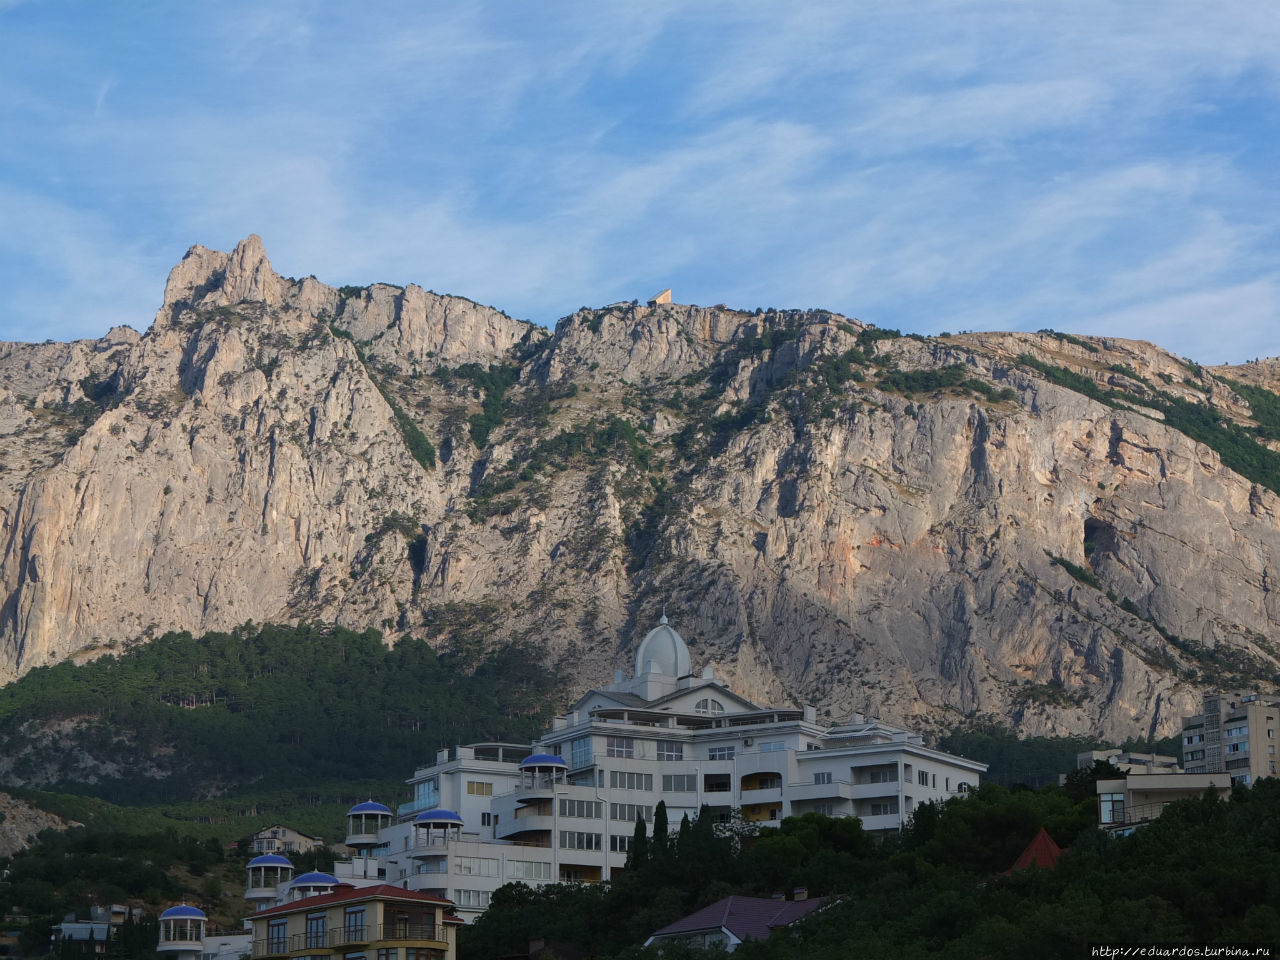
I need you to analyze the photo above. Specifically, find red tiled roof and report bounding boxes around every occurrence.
[1004,828,1064,873]
[252,884,452,919]
[649,896,823,944]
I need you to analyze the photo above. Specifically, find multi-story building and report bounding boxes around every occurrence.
[247,884,460,960]
[1180,692,1280,785]
[330,616,986,920]
[249,824,325,855]
[1095,772,1232,837]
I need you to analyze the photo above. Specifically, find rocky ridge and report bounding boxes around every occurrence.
[1,236,1278,742]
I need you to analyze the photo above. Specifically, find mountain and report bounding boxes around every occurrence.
[1,236,1277,742]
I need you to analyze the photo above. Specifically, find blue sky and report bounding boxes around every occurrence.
[1,2,1277,363]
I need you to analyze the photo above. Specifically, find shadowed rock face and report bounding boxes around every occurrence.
[1,237,1277,742]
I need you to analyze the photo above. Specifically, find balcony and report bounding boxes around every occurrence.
[786,780,854,802]
[739,786,783,805]
[251,925,448,957]
[497,813,555,839]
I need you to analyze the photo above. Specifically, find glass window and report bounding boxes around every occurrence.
[760,740,786,752]
[507,860,553,881]
[570,737,592,768]
[559,831,602,851]
[695,698,725,716]
[708,746,735,760]
[466,781,493,796]
[657,741,683,761]
[607,737,635,758]
[662,774,697,791]
[268,919,288,953]
[454,857,500,877]
[610,803,652,822]
[1099,793,1125,825]
[559,799,602,818]
[611,834,632,853]
[306,913,327,949]
[609,771,652,790]
[813,771,833,785]
[455,889,492,909]
[344,907,366,940]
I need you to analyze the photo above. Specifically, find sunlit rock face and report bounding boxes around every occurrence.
[1,237,1277,743]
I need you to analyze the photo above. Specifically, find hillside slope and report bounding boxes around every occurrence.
[1,236,1277,741]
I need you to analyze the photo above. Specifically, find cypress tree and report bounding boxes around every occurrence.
[652,799,669,853]
[627,813,649,869]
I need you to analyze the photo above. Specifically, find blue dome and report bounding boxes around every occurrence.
[160,905,206,920]
[520,753,567,768]
[293,871,338,886]
[347,800,392,816]
[414,809,464,825]
[248,854,293,868]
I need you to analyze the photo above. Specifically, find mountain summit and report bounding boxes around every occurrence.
[1,237,1277,740]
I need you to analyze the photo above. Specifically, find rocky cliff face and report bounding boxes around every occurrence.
[1,237,1277,742]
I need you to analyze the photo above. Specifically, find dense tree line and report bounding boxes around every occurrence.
[465,781,1280,959]
[0,622,559,804]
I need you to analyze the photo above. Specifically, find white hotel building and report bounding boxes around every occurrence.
[330,616,986,919]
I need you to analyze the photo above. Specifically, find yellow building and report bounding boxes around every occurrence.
[249,883,461,960]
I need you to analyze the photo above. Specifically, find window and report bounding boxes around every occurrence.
[481,812,491,826]
[695,698,725,716]
[760,740,786,753]
[559,799,602,819]
[268,919,288,953]
[663,774,697,791]
[611,834,632,853]
[455,889,492,909]
[1186,750,1205,761]
[607,736,635,758]
[508,860,553,881]
[610,803,652,822]
[559,831,602,851]
[749,774,781,790]
[378,950,399,960]
[405,950,445,960]
[813,771,832,785]
[306,913,328,949]
[415,861,447,874]
[918,770,929,786]
[610,771,653,790]
[945,777,950,791]
[658,741,683,761]
[869,800,899,816]
[813,803,834,815]
[344,906,367,941]
[1227,741,1250,754]
[570,737,592,768]
[1184,733,1204,745]
[708,746,736,760]
[466,781,493,796]
[1099,793,1125,825]
[868,768,897,783]
[1225,724,1249,738]
[454,857,500,877]
[413,778,439,810]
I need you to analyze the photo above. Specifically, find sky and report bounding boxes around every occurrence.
[1,2,1277,364]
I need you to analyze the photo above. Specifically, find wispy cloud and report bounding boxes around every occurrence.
[0,1,1277,361]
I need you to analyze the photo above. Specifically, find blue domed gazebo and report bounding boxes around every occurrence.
[518,753,568,791]
[157,904,206,959]
[289,871,338,901]
[245,854,293,911]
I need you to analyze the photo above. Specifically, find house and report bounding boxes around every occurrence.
[1181,692,1280,785]
[644,895,824,952]
[247,883,460,960]
[647,288,672,307]
[1095,772,1231,836]
[250,824,324,855]
[316,615,983,920]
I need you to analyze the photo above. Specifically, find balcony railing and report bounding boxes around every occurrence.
[251,924,447,957]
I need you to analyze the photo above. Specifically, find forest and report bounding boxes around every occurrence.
[464,779,1280,959]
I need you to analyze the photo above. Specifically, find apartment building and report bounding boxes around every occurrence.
[1180,692,1280,785]
[328,616,985,920]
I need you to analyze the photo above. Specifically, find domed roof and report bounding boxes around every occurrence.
[160,904,206,920]
[347,800,392,815]
[634,611,691,677]
[414,809,464,825]
[520,753,567,768]
[293,871,338,886]
[247,854,293,868]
